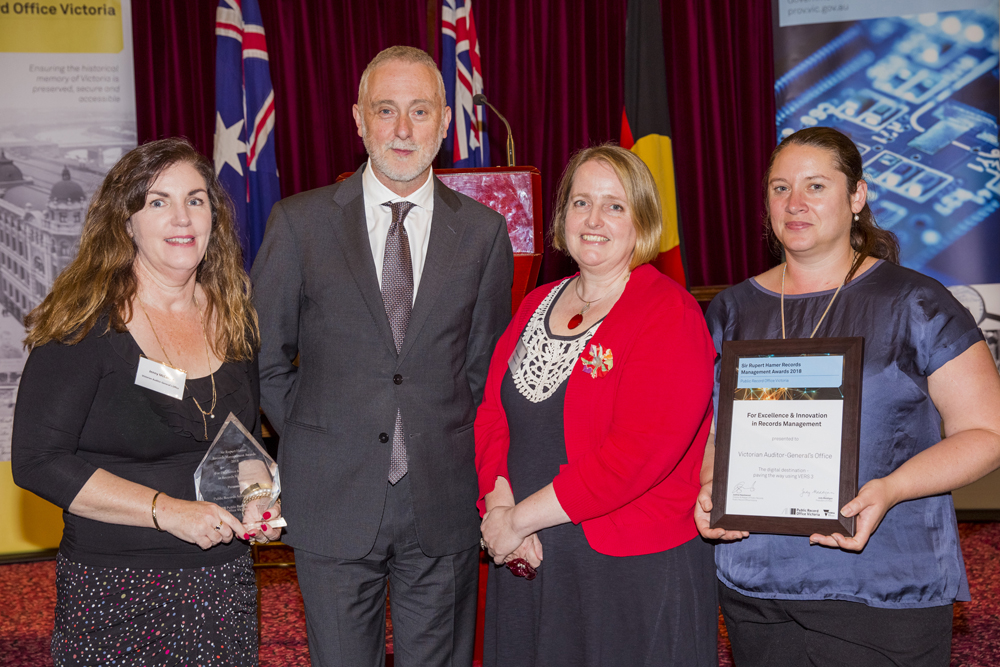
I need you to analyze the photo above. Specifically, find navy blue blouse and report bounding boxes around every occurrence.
[706,260,982,608]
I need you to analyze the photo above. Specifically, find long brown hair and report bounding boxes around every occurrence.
[550,144,662,271]
[764,127,900,281]
[25,138,259,359]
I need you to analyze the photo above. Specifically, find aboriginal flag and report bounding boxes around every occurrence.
[620,0,686,287]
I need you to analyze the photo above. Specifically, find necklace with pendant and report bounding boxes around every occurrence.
[567,272,629,330]
[780,254,855,339]
[138,295,218,439]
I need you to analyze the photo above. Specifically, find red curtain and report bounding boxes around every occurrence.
[133,2,217,153]
[662,1,778,286]
[475,0,630,282]
[131,0,775,288]
[133,1,428,195]
[257,1,430,194]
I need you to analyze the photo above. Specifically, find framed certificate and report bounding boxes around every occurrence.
[710,337,863,537]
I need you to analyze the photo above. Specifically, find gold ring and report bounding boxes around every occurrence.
[214,522,223,531]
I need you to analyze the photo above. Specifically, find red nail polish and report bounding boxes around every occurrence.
[260,524,268,532]
[243,533,250,540]
[249,532,257,537]
[262,512,271,521]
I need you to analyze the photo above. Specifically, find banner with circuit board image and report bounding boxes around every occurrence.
[772,1,1000,372]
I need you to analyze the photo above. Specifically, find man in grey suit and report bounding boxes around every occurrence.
[251,46,513,667]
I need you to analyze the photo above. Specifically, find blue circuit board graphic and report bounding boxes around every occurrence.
[775,9,1000,285]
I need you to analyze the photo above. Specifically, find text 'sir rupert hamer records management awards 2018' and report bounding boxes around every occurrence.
[710,338,864,537]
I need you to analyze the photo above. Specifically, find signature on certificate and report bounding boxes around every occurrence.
[733,481,756,494]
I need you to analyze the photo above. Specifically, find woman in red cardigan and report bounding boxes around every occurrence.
[476,145,718,666]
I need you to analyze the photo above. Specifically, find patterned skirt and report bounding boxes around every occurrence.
[51,551,258,667]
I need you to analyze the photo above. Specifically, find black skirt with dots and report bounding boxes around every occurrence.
[51,551,258,667]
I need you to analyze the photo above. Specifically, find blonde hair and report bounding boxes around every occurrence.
[24,138,259,359]
[550,144,662,270]
[357,45,446,108]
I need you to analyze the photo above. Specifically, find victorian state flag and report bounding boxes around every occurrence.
[620,0,686,287]
[214,0,280,271]
[442,0,490,168]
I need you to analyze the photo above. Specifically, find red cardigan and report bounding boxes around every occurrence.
[475,264,716,556]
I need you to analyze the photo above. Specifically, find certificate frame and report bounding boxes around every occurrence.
[710,337,863,537]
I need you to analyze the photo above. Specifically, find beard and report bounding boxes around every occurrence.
[361,121,445,185]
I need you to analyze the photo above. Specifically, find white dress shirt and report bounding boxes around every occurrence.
[362,160,435,301]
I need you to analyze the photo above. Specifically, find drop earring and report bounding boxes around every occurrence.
[853,214,859,222]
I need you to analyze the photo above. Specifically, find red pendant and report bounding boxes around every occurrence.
[567,313,584,329]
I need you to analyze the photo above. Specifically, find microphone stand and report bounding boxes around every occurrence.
[473,93,516,166]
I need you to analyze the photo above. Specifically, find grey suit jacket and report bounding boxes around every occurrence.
[251,166,514,559]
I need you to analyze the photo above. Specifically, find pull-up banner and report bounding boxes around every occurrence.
[0,0,136,556]
[772,0,1000,373]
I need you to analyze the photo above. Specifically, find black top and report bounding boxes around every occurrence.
[504,279,590,498]
[11,316,260,568]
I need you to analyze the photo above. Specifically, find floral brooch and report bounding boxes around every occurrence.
[581,344,613,379]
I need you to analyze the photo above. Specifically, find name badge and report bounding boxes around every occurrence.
[135,356,187,400]
[508,337,528,375]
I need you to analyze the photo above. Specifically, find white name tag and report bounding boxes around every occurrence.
[508,337,528,375]
[135,356,187,400]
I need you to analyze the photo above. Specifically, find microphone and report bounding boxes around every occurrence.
[473,93,516,167]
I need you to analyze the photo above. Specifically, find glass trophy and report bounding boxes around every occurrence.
[194,413,286,528]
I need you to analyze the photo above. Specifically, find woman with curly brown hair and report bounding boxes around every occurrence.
[12,138,279,666]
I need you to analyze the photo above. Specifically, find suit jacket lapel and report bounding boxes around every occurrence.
[330,166,398,357]
[397,177,465,364]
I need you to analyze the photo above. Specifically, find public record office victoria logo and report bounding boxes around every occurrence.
[0,0,124,54]
[1,3,117,16]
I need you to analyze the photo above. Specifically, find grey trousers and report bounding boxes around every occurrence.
[294,475,480,667]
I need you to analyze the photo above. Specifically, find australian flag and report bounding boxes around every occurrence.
[441,0,490,168]
[214,0,280,271]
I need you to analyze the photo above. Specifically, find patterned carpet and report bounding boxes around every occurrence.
[2,523,998,666]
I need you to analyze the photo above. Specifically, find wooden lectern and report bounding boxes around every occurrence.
[433,166,543,311]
